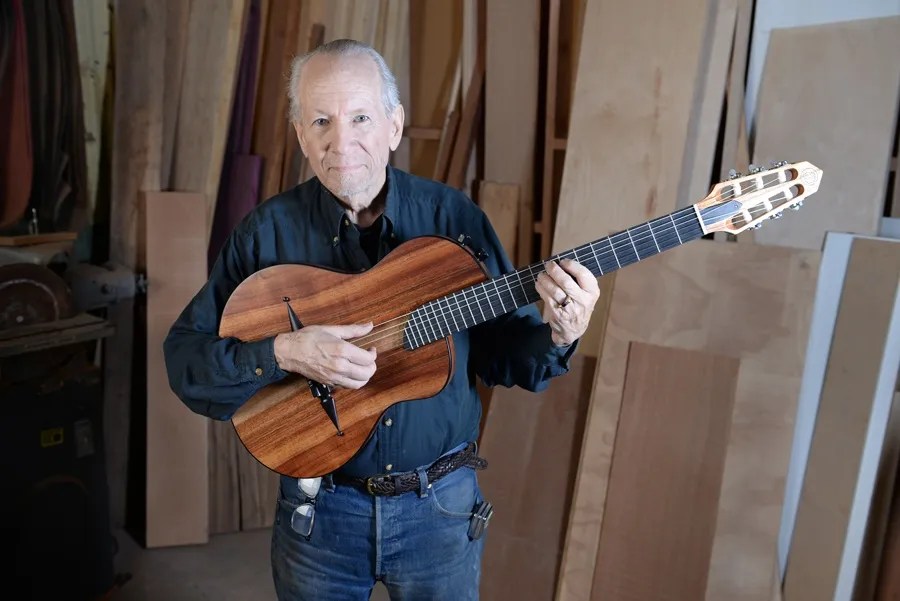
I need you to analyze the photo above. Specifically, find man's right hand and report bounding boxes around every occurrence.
[273,323,377,389]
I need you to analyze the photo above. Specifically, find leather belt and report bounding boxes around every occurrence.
[333,442,488,496]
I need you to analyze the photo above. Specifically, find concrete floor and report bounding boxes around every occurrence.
[111,528,391,600]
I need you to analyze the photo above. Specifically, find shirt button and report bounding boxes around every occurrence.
[383,418,393,427]
[344,218,350,226]
[332,235,339,245]
[254,367,263,376]
[385,463,393,471]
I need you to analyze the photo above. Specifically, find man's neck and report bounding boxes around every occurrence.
[344,190,386,228]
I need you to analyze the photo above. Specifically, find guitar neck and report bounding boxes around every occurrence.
[403,205,705,350]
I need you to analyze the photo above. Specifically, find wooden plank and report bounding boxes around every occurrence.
[251,0,301,201]
[0,232,78,246]
[677,0,737,209]
[409,0,461,178]
[144,191,210,547]
[751,17,900,250]
[874,397,900,600]
[591,342,739,601]
[551,0,715,358]
[855,391,900,601]
[169,0,246,237]
[72,0,110,218]
[539,0,561,261]
[159,0,190,190]
[108,0,166,532]
[479,355,596,601]
[718,0,753,181]
[555,241,820,601]
[0,313,113,356]
[445,48,484,190]
[478,181,519,259]
[485,0,539,266]
[782,238,900,601]
[208,420,240,534]
[377,0,411,173]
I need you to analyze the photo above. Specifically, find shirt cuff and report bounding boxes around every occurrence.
[237,337,289,383]
[540,326,579,371]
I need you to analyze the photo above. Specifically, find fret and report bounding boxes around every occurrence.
[614,233,639,266]
[404,206,705,349]
[409,312,422,348]
[647,221,661,253]
[453,292,475,328]
[587,242,604,276]
[483,283,496,318]
[669,214,683,244]
[492,280,507,313]
[442,297,459,332]
[607,237,621,269]
[423,304,438,342]
[626,228,640,260]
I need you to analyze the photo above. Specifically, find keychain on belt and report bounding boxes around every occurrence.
[467,500,494,541]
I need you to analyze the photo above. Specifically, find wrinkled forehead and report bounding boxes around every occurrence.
[299,54,383,107]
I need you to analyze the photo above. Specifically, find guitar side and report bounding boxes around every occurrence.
[218,236,491,477]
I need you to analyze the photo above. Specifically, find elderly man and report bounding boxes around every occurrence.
[164,39,599,600]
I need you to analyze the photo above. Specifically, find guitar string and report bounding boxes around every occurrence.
[349,171,797,349]
[322,171,798,350]
[353,180,799,351]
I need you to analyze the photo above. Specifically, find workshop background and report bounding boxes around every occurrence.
[1,0,899,600]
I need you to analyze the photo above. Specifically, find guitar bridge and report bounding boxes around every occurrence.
[283,296,344,436]
[309,380,343,436]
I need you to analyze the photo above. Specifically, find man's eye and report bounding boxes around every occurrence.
[354,115,370,123]
[312,118,328,126]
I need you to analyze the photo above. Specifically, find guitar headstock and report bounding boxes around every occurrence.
[693,160,823,235]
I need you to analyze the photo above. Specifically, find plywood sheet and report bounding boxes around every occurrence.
[783,238,900,601]
[551,0,715,356]
[556,240,820,601]
[145,192,210,547]
[591,342,738,601]
[479,355,596,601]
[751,16,900,250]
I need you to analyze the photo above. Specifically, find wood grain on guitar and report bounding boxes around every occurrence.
[218,160,824,478]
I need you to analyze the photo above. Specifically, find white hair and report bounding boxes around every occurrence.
[287,38,401,124]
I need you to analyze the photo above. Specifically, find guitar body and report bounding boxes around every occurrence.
[219,236,490,478]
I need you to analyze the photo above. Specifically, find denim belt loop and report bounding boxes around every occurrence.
[415,466,429,498]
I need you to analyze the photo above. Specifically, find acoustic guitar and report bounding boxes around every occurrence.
[219,160,823,478]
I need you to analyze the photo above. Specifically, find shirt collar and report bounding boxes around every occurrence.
[316,167,400,243]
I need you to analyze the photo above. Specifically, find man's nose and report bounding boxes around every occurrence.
[328,121,357,152]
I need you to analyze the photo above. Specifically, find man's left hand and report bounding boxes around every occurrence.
[535,258,600,347]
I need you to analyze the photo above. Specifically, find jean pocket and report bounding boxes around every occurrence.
[429,468,481,518]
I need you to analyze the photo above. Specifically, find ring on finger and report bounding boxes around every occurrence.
[556,294,572,309]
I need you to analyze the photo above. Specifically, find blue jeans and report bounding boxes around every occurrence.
[270,460,487,600]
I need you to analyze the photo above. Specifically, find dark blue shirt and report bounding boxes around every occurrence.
[163,166,577,478]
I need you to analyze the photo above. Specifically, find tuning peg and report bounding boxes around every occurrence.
[751,223,763,229]
[748,164,761,174]
[790,201,803,211]
[728,168,742,179]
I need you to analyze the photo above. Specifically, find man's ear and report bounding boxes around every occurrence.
[293,121,308,157]
[388,104,405,152]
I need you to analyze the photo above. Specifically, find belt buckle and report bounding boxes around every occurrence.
[364,473,388,495]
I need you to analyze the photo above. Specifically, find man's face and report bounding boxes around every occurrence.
[293,54,404,206]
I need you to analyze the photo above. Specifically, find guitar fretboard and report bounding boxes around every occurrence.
[402,206,705,350]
